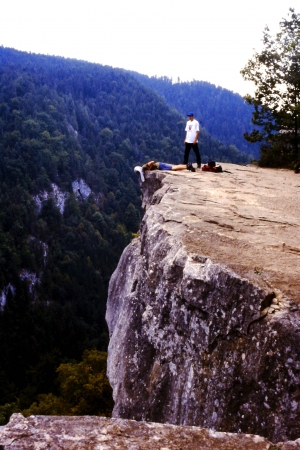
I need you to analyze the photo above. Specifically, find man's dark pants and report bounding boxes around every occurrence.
[184,143,201,167]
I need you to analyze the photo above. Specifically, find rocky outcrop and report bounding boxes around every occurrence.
[1,413,299,449]
[33,183,69,214]
[106,164,300,443]
[33,178,95,214]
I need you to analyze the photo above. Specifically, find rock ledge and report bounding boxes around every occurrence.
[106,165,300,442]
[1,413,300,449]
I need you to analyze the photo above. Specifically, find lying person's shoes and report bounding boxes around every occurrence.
[186,163,195,172]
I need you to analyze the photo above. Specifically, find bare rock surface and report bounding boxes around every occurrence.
[106,164,300,443]
[0,412,296,449]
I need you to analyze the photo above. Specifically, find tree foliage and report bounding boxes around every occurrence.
[0,46,183,414]
[21,350,113,418]
[241,8,300,167]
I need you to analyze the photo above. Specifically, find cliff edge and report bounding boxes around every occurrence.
[106,164,300,443]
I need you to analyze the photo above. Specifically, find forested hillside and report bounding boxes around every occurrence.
[129,72,260,159]
[0,47,250,420]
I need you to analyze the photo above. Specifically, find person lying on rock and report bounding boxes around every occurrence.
[142,161,195,172]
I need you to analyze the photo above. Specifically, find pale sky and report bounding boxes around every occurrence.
[0,0,297,96]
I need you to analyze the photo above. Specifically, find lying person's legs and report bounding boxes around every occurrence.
[171,164,190,171]
[158,162,173,170]
[158,162,195,171]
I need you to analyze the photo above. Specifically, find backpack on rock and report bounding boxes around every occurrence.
[202,162,223,172]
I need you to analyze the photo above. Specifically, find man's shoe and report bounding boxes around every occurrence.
[186,163,195,172]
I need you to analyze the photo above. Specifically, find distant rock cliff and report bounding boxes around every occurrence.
[106,164,300,443]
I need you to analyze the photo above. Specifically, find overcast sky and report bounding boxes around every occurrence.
[0,0,297,96]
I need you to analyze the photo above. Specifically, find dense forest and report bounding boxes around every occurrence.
[0,46,252,421]
[129,72,260,159]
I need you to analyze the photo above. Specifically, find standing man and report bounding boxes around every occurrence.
[183,112,201,168]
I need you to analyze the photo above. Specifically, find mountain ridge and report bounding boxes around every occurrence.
[0,45,253,418]
[128,71,260,159]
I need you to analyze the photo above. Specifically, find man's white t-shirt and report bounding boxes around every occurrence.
[185,119,200,143]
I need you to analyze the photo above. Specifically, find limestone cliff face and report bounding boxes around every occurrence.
[106,164,300,443]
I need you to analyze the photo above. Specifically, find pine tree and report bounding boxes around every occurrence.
[241,8,300,167]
